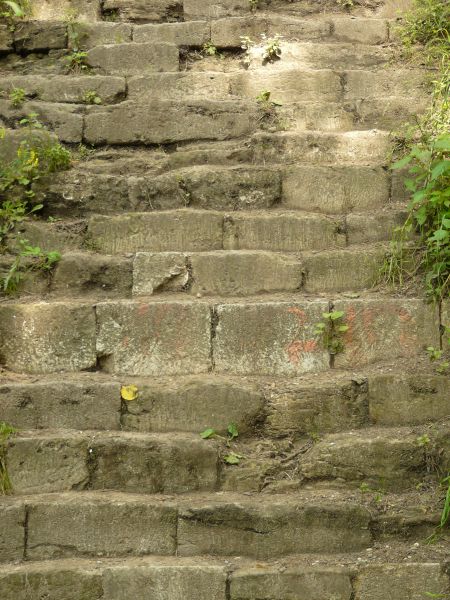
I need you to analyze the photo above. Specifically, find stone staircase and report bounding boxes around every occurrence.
[0,0,449,598]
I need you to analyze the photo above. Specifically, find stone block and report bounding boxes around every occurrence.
[103,0,181,22]
[344,69,427,99]
[346,211,408,244]
[89,432,218,493]
[52,253,133,297]
[27,494,177,559]
[177,498,371,558]
[0,564,103,600]
[30,0,101,21]
[229,69,341,103]
[223,213,345,252]
[0,24,13,52]
[332,17,388,44]
[0,74,126,104]
[88,211,223,253]
[252,131,390,165]
[0,303,96,374]
[7,433,89,494]
[122,376,264,434]
[0,100,83,144]
[369,373,450,426]
[230,566,353,600]
[300,430,431,490]
[354,564,450,600]
[184,0,250,20]
[71,22,132,49]
[13,21,67,51]
[102,564,227,600]
[86,42,179,75]
[190,251,303,296]
[134,21,209,45]
[132,252,188,295]
[84,100,256,144]
[282,165,389,214]
[265,375,368,436]
[127,72,230,101]
[214,302,330,376]
[0,502,25,562]
[96,301,211,375]
[0,380,121,430]
[334,299,440,368]
[302,246,386,293]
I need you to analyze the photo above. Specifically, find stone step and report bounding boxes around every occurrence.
[300,423,450,491]
[5,430,218,495]
[3,245,387,299]
[0,554,448,600]
[1,488,446,563]
[85,41,179,75]
[0,298,439,375]
[37,162,396,217]
[0,490,373,561]
[2,368,449,434]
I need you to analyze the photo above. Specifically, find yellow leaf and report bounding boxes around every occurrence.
[121,384,138,401]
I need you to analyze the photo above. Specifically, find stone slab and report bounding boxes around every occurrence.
[0,303,96,374]
[27,494,177,559]
[134,21,209,45]
[96,301,211,375]
[88,211,223,253]
[0,380,121,430]
[214,302,330,376]
[334,299,440,368]
[86,42,179,75]
[133,252,188,295]
[0,502,25,562]
[122,377,264,434]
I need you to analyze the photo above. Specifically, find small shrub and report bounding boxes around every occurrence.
[261,34,282,63]
[81,90,102,105]
[314,310,349,356]
[9,87,26,108]
[65,50,89,73]
[0,422,17,495]
[202,41,219,57]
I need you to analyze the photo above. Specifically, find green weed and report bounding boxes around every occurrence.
[202,41,220,57]
[314,310,349,356]
[261,34,282,63]
[9,86,26,108]
[81,90,102,105]
[0,0,30,21]
[0,422,17,495]
[65,50,89,73]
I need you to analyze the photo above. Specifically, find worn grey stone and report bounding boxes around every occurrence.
[86,42,179,75]
[214,302,329,376]
[70,21,132,49]
[13,21,67,51]
[134,21,209,45]
[96,301,211,375]
[0,303,96,374]
[0,502,25,562]
[132,252,188,295]
[0,380,121,430]
[27,493,177,559]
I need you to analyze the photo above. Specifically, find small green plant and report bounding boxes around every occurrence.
[223,452,243,465]
[249,0,260,10]
[426,473,450,544]
[0,421,17,495]
[399,0,450,65]
[337,0,354,7]
[65,50,89,73]
[19,112,44,130]
[202,41,219,57]
[240,35,255,67]
[261,34,282,63]
[314,310,349,356]
[200,422,239,444]
[2,242,61,295]
[0,0,29,20]
[417,433,431,447]
[9,87,26,108]
[359,482,371,494]
[256,90,282,108]
[81,90,102,105]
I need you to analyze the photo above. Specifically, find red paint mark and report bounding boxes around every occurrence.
[137,303,149,316]
[344,305,356,344]
[286,339,317,364]
[399,308,412,322]
[362,308,376,345]
[288,307,306,326]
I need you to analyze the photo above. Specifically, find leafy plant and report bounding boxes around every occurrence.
[337,0,354,7]
[223,452,243,465]
[3,241,61,295]
[65,50,89,73]
[417,433,431,447]
[314,310,349,356]
[249,0,260,10]
[200,423,239,444]
[261,34,282,63]
[240,35,255,67]
[399,0,450,65]
[0,421,17,495]
[202,41,219,57]
[19,112,44,130]
[82,90,102,105]
[0,0,29,20]
[9,87,26,108]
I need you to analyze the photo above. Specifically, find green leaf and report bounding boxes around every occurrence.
[392,155,412,170]
[227,422,239,440]
[3,1,25,16]
[430,160,450,181]
[434,136,450,151]
[329,310,345,320]
[223,452,243,465]
[338,325,349,332]
[200,428,216,439]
